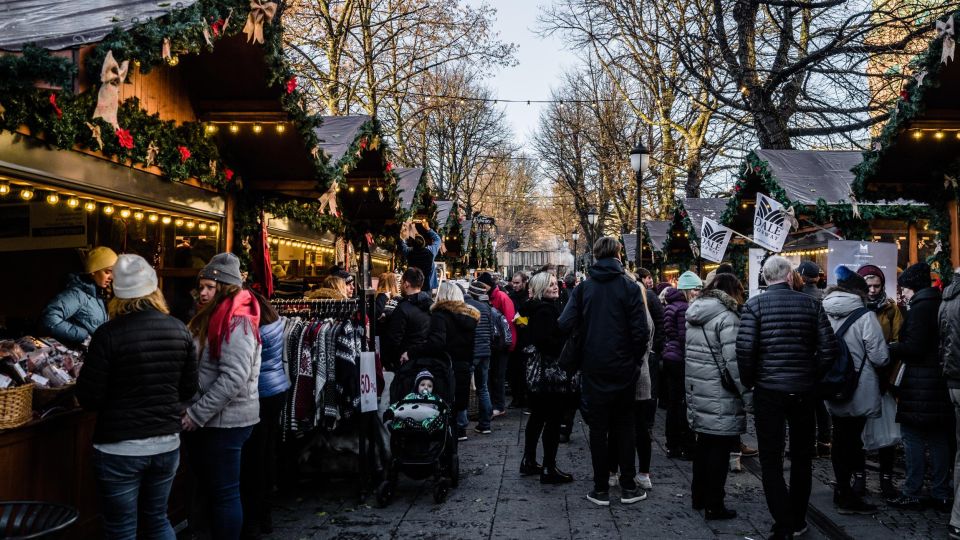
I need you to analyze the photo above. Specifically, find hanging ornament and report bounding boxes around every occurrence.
[285,75,297,94]
[385,161,394,173]
[311,146,320,160]
[914,69,928,86]
[318,182,339,216]
[116,128,134,150]
[202,20,213,46]
[209,159,218,176]
[49,92,62,119]
[225,168,235,182]
[146,141,159,166]
[92,51,129,129]
[243,0,278,44]
[370,135,381,150]
[365,232,375,247]
[937,16,955,65]
[872,142,882,151]
[359,137,369,151]
[85,122,103,150]
[162,38,172,61]
[945,174,958,190]
[178,146,191,163]
[848,189,861,219]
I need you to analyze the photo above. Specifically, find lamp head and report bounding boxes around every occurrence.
[630,142,650,173]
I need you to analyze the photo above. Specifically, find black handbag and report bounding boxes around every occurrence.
[557,285,585,376]
[700,327,741,397]
[525,345,579,395]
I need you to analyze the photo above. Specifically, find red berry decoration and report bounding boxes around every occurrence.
[211,18,225,37]
[385,161,394,172]
[115,128,134,149]
[734,184,742,192]
[224,168,234,181]
[285,76,297,94]
[49,93,62,119]
[178,146,191,163]
[900,90,909,101]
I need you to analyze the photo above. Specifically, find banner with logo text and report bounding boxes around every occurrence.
[699,216,734,263]
[753,193,790,253]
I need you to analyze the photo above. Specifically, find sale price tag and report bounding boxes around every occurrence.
[359,352,378,413]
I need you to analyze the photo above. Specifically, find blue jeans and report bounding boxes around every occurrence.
[188,426,253,540]
[474,356,492,429]
[901,424,952,499]
[92,448,179,540]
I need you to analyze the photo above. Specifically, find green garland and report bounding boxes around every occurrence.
[0,0,329,190]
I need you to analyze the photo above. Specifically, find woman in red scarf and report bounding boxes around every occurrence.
[184,253,261,540]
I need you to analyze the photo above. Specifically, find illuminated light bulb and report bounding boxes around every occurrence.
[134,211,144,221]
[0,181,10,195]
[348,186,355,193]
[936,131,945,140]
[271,238,279,245]
[209,224,218,232]
[956,132,960,140]
[45,193,59,205]
[148,213,159,223]
[376,186,383,192]
[229,123,239,134]
[174,218,184,227]
[205,123,218,135]
[362,186,369,192]
[119,208,132,219]
[252,123,263,134]
[66,197,80,208]
[198,222,208,230]
[912,130,922,140]
[185,220,195,229]
[161,216,172,225]
[103,205,115,215]
[275,123,286,134]
[19,187,34,200]
[167,55,179,67]
[84,201,97,212]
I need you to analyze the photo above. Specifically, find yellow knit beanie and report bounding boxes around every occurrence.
[85,246,118,273]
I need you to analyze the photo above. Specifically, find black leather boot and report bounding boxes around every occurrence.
[519,456,542,476]
[541,466,574,484]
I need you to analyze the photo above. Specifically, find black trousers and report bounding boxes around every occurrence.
[524,393,570,468]
[240,392,285,535]
[692,432,738,512]
[815,400,832,445]
[755,388,816,536]
[663,361,694,453]
[831,415,867,497]
[582,382,637,492]
[608,399,657,475]
[507,348,527,405]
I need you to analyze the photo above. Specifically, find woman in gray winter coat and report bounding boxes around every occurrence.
[822,267,889,514]
[684,274,748,520]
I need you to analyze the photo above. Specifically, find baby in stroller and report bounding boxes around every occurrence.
[382,370,444,432]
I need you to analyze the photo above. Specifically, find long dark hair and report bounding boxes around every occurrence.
[188,283,241,346]
[703,273,744,305]
[249,288,280,326]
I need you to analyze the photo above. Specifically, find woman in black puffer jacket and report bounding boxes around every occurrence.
[410,281,479,441]
[888,263,952,508]
[519,272,575,485]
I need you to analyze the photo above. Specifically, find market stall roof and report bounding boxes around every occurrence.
[462,219,473,251]
[436,200,454,228]
[396,167,424,212]
[622,233,638,263]
[0,0,198,51]
[752,150,862,205]
[315,115,373,163]
[683,197,730,235]
[645,220,671,253]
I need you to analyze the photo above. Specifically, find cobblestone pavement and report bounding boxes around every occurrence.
[263,407,952,540]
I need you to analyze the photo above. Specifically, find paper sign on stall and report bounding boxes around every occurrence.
[753,193,790,253]
[699,217,733,263]
[359,351,378,413]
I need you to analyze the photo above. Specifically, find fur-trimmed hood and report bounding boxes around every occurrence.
[305,287,346,300]
[686,288,739,326]
[432,300,480,321]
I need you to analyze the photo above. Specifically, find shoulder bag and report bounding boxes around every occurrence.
[700,326,741,397]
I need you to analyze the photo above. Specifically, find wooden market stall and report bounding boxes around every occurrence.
[854,9,960,279]
[659,198,730,279]
[0,1,328,537]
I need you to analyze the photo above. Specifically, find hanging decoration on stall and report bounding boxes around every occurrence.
[318,183,340,216]
[699,217,733,263]
[85,122,103,150]
[243,0,278,44]
[93,51,129,129]
[937,16,955,65]
[753,193,791,253]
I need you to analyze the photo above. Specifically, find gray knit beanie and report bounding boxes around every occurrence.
[199,252,244,286]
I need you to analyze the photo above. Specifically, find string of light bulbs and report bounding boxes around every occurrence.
[909,128,960,140]
[269,235,335,254]
[204,121,288,135]
[0,179,220,232]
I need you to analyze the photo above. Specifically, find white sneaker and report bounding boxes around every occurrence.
[635,473,653,490]
[729,453,742,472]
[608,472,620,488]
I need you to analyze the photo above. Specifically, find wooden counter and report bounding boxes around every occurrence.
[0,409,188,539]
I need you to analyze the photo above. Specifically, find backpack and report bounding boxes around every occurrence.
[819,307,871,402]
[490,306,512,352]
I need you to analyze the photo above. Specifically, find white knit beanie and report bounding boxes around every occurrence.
[112,254,158,299]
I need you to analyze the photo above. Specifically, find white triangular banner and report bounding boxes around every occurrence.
[700,216,733,263]
[753,193,789,253]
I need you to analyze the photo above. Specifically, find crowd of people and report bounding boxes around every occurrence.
[41,226,960,540]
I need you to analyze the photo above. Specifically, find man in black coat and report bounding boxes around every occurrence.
[736,255,838,539]
[940,268,960,531]
[559,237,649,507]
[383,267,432,370]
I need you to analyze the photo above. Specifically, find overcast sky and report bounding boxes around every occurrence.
[469,0,580,152]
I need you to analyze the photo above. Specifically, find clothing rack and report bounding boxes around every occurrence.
[270,296,380,503]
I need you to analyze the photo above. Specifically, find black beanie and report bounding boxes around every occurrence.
[834,265,868,295]
[898,262,931,292]
[477,272,497,290]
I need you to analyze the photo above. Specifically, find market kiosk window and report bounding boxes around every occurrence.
[268,235,335,279]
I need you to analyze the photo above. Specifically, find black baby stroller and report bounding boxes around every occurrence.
[376,354,459,506]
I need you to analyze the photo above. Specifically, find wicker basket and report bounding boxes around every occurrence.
[0,384,34,430]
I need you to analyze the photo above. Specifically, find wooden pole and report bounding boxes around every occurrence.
[908,222,919,265]
[951,200,960,270]
[224,192,236,253]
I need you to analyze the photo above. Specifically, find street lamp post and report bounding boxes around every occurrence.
[572,230,579,274]
[587,208,598,267]
[491,240,498,271]
[630,142,651,269]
